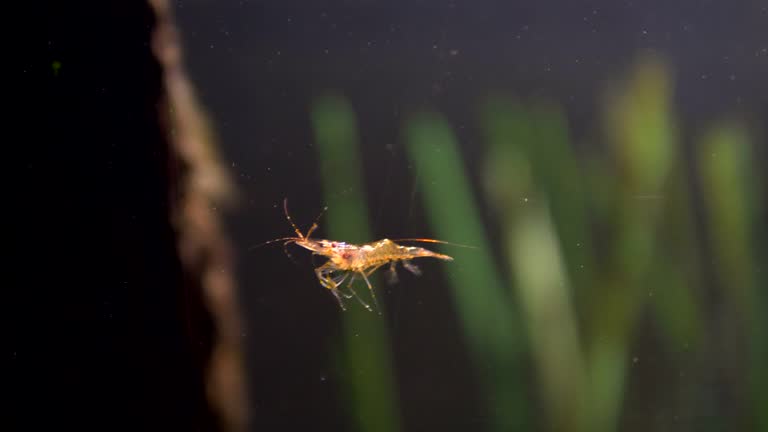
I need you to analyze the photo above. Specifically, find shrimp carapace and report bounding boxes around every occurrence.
[255,199,461,312]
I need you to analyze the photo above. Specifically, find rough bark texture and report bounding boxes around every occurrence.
[14,2,246,430]
[149,1,248,430]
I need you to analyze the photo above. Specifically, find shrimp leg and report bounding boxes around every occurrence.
[341,274,373,312]
[315,264,347,310]
[358,270,381,315]
[365,263,386,277]
[402,260,422,276]
[385,262,398,285]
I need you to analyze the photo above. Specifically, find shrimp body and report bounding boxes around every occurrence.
[290,237,453,312]
[260,199,456,312]
[300,238,453,271]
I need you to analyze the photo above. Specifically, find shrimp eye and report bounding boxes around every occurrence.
[330,242,337,247]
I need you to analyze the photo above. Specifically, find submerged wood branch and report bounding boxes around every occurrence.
[148,1,247,430]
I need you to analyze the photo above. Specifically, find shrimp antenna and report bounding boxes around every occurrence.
[389,238,478,249]
[247,198,307,251]
[249,199,328,251]
[305,203,328,238]
[283,198,328,239]
[247,237,298,251]
[283,198,306,239]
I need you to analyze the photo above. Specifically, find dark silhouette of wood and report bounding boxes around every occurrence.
[13,1,246,430]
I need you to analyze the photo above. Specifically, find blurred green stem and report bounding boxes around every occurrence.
[405,112,529,431]
[698,123,768,430]
[311,93,401,432]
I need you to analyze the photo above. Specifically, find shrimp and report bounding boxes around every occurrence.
[254,199,458,312]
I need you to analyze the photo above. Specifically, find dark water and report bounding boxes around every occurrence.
[175,1,767,431]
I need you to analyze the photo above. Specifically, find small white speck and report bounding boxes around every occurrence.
[523,197,529,202]
[633,357,639,364]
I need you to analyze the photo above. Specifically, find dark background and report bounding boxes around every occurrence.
[16,2,214,430]
[174,0,767,431]
[17,1,768,431]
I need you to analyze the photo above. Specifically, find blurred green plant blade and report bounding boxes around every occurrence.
[649,170,703,350]
[604,53,677,193]
[311,93,401,432]
[529,101,596,298]
[300,51,766,432]
[481,99,592,431]
[405,111,529,431]
[699,124,753,288]
[581,55,682,432]
[480,98,536,213]
[510,201,586,432]
[698,123,768,430]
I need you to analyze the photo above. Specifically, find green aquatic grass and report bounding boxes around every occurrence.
[311,93,401,432]
[302,53,764,432]
[509,202,586,432]
[480,99,588,431]
[698,123,768,430]
[404,112,529,431]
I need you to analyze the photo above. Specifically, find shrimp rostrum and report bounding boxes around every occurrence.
[257,199,456,312]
